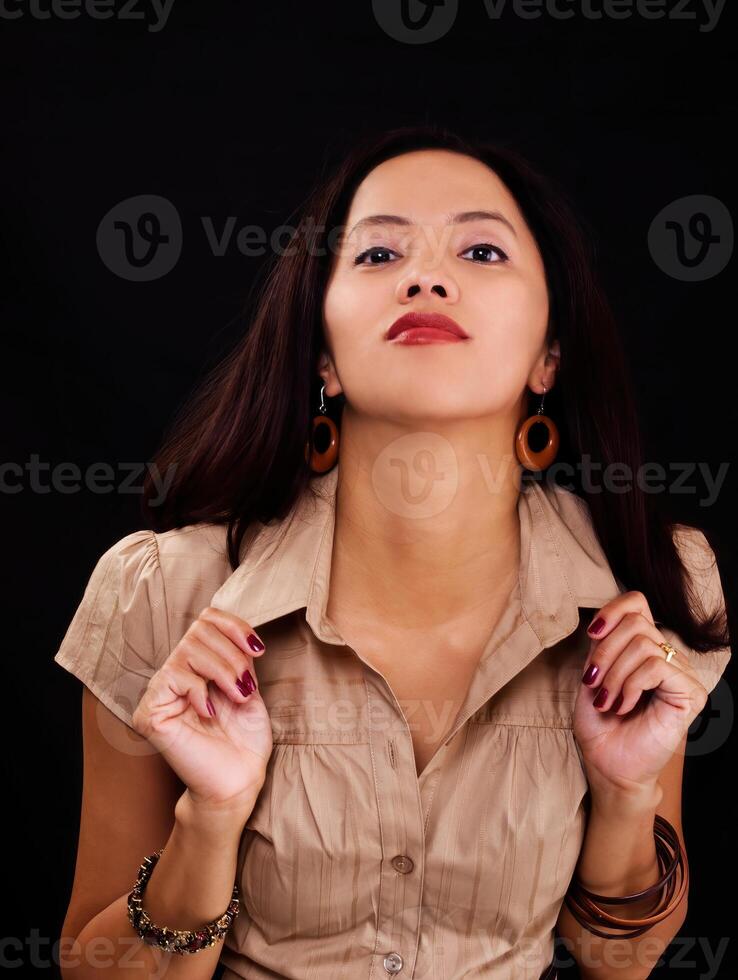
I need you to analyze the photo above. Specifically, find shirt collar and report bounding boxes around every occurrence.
[209,463,625,649]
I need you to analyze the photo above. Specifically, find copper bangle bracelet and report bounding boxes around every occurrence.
[564,814,688,940]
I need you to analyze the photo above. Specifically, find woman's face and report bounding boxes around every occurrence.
[321,149,557,427]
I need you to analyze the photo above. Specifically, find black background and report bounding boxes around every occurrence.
[3,1,736,976]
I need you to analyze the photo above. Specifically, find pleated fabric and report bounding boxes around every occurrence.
[54,464,731,979]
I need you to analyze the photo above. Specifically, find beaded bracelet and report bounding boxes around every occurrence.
[564,814,688,940]
[127,848,240,955]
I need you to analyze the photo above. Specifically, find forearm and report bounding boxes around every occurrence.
[60,788,259,979]
[557,784,688,980]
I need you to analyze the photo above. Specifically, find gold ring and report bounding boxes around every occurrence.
[658,640,679,664]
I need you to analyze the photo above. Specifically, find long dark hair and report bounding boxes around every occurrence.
[141,123,728,655]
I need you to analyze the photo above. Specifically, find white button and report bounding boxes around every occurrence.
[384,951,404,974]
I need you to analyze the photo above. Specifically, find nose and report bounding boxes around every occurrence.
[408,282,447,298]
[395,263,460,305]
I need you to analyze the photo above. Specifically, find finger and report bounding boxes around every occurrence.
[616,654,707,719]
[176,636,258,705]
[198,606,267,657]
[135,663,212,729]
[586,590,656,641]
[581,611,663,688]
[588,632,666,712]
[186,618,257,677]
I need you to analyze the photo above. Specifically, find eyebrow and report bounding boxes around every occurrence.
[347,209,518,239]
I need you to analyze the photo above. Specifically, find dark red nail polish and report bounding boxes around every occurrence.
[582,664,599,685]
[235,678,252,698]
[247,633,265,652]
[588,617,605,635]
[241,668,256,694]
[593,686,608,708]
[206,697,216,717]
[610,692,624,713]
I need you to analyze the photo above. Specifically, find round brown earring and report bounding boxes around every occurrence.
[304,382,339,473]
[515,380,559,471]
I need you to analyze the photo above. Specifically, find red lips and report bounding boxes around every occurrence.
[385,311,470,342]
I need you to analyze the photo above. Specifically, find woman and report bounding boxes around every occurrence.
[55,125,731,979]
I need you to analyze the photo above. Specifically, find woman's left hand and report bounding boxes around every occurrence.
[572,590,709,797]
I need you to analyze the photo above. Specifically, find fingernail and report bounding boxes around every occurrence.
[588,617,605,636]
[247,633,265,652]
[206,697,216,717]
[582,664,599,685]
[610,692,624,713]
[593,686,608,708]
[241,668,256,694]
[235,678,252,698]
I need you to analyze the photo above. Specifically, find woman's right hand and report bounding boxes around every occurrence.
[131,606,273,815]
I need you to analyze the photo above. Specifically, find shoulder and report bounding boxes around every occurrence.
[94,522,232,587]
[152,521,234,579]
[99,521,231,566]
[54,522,237,727]
[93,522,234,642]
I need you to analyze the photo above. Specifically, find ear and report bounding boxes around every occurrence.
[316,350,343,398]
[528,337,561,394]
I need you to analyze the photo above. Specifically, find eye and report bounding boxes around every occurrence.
[460,243,509,264]
[353,246,401,266]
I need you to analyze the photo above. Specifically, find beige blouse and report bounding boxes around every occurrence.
[54,464,731,979]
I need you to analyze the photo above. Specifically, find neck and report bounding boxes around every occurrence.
[324,411,524,634]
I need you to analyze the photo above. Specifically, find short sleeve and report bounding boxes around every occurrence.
[53,529,171,728]
[661,525,732,696]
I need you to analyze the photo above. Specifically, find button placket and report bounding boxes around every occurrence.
[365,679,424,978]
